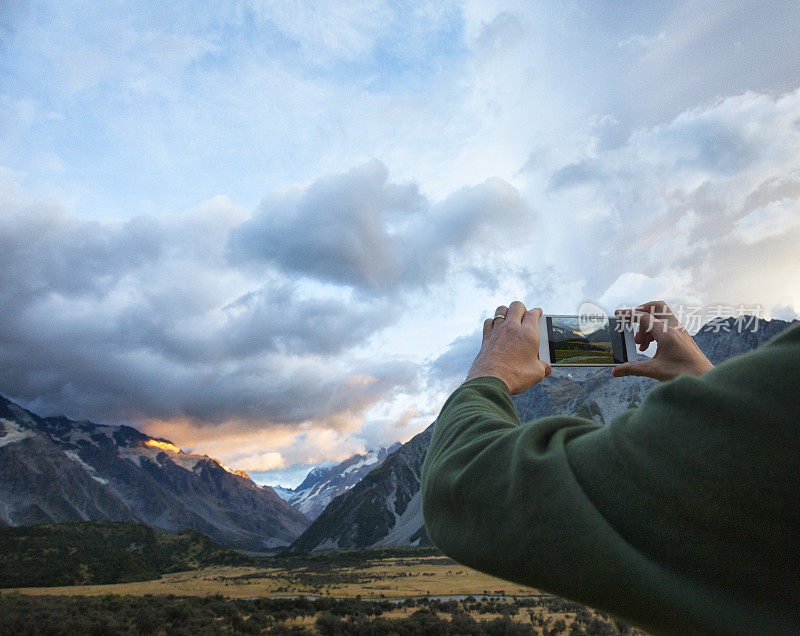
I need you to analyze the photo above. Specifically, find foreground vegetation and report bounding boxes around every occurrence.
[1,522,646,633]
[0,522,254,587]
[0,593,643,635]
[0,521,451,589]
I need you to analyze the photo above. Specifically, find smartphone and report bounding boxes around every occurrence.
[537,314,636,366]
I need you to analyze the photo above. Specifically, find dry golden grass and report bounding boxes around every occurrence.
[6,555,539,599]
[3,553,646,635]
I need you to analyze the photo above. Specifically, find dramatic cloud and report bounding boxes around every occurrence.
[427,331,482,389]
[3,1,800,484]
[228,160,530,294]
[0,174,420,430]
[525,88,800,316]
[0,156,529,467]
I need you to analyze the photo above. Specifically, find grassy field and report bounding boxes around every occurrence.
[553,343,614,364]
[2,550,646,633]
[5,554,538,599]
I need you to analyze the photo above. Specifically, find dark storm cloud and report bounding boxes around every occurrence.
[228,160,531,294]
[0,160,529,429]
[228,161,425,291]
[0,201,163,300]
[0,182,415,427]
[219,286,394,358]
[428,331,481,386]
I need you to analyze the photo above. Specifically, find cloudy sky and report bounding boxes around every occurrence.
[2,1,799,486]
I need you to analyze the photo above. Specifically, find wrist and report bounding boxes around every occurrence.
[461,375,511,393]
[692,358,714,376]
[465,365,513,389]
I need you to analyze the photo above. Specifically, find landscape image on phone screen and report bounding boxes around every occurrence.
[548,317,615,364]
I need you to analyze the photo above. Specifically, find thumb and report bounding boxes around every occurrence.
[612,360,658,380]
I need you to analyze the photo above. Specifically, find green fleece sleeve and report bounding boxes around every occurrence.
[421,324,800,635]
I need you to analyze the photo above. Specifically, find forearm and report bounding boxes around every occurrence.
[421,376,766,635]
[421,377,601,585]
[422,324,800,634]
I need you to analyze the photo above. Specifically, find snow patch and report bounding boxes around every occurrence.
[0,419,36,447]
[270,485,296,501]
[314,537,340,551]
[63,449,95,472]
[121,444,203,472]
[374,491,424,547]
[342,453,379,475]
[63,449,110,485]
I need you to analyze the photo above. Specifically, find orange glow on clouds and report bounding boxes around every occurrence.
[346,374,379,388]
[138,403,436,479]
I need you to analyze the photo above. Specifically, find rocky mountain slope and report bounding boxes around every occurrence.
[274,444,401,520]
[290,425,433,552]
[291,316,797,551]
[0,398,308,550]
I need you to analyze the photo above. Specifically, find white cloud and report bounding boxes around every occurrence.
[228,160,531,294]
[734,198,800,244]
[523,87,800,315]
[236,451,285,472]
[598,271,698,313]
[4,1,800,475]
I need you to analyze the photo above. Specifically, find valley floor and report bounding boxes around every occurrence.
[5,554,538,599]
[2,552,646,634]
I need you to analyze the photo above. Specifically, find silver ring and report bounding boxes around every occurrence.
[494,314,506,320]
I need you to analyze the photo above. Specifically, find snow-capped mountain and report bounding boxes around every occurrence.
[290,427,432,552]
[0,398,309,550]
[291,316,797,551]
[275,444,401,520]
[270,485,299,501]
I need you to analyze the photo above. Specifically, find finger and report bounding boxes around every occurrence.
[493,305,508,324]
[631,309,670,340]
[506,300,527,324]
[522,306,543,325]
[542,361,552,378]
[614,307,639,336]
[633,300,679,327]
[483,318,494,341]
[616,308,655,347]
[612,360,659,380]
[635,324,655,350]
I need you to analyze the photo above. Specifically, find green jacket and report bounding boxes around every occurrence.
[421,324,799,635]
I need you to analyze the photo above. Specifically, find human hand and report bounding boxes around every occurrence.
[611,300,714,382]
[465,301,552,394]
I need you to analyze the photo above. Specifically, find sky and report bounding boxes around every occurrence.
[2,1,800,487]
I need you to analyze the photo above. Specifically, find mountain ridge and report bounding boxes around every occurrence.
[290,426,433,552]
[276,443,402,520]
[290,316,797,551]
[0,397,308,550]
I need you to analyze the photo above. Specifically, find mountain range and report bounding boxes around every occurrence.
[290,425,433,552]
[1,316,794,553]
[0,397,307,551]
[272,443,401,520]
[288,316,797,551]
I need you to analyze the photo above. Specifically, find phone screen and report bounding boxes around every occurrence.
[546,316,627,364]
